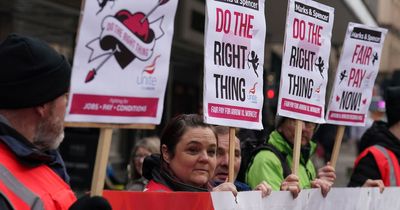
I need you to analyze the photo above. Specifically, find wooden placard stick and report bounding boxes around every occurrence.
[64,122,155,196]
[292,119,303,175]
[90,127,113,196]
[330,125,345,169]
[228,127,236,182]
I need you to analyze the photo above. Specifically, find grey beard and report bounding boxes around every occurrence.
[33,131,64,151]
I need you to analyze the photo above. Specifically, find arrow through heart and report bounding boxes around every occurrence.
[85,0,170,83]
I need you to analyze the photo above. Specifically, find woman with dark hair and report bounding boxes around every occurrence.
[142,114,237,193]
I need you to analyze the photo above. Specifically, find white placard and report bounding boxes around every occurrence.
[211,191,262,210]
[104,187,400,210]
[326,23,387,126]
[203,0,266,129]
[66,0,178,124]
[277,0,334,123]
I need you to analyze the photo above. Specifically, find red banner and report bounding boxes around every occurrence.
[103,191,214,210]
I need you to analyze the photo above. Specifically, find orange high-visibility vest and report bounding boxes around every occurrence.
[0,142,76,210]
[354,145,400,186]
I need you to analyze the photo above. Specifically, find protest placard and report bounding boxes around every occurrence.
[326,23,387,167]
[277,0,334,124]
[64,0,177,196]
[66,0,178,125]
[203,0,266,130]
[326,23,387,126]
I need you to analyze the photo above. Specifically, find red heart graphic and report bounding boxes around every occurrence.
[336,95,340,102]
[116,10,150,42]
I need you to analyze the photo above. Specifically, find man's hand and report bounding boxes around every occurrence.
[317,163,336,185]
[362,179,384,193]
[254,181,272,198]
[311,178,331,197]
[280,174,301,198]
[211,182,238,197]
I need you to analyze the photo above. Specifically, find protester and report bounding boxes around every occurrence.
[246,116,336,197]
[142,114,237,194]
[0,34,110,209]
[348,86,400,191]
[126,136,160,191]
[211,126,271,197]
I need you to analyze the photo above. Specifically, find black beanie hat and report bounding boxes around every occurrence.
[0,34,71,109]
[385,86,400,127]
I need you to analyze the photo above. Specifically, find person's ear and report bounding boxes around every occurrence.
[34,103,49,118]
[161,144,171,164]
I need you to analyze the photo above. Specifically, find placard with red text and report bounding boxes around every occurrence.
[66,0,178,124]
[203,0,266,129]
[277,0,334,123]
[326,23,387,126]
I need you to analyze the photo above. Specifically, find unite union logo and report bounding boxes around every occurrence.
[136,55,161,90]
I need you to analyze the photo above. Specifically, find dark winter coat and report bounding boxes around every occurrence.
[142,154,208,192]
[348,121,400,186]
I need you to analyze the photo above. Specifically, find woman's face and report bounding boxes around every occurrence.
[163,127,217,188]
[134,147,152,176]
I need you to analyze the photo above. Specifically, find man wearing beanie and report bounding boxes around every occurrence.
[245,116,336,197]
[349,86,400,189]
[0,34,77,209]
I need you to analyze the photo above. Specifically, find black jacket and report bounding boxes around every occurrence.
[348,121,400,186]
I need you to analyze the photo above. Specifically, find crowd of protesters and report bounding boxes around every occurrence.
[1,33,399,210]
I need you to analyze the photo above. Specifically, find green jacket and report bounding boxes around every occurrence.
[245,131,317,190]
